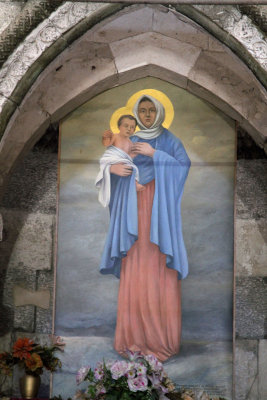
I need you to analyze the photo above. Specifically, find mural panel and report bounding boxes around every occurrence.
[54,77,235,399]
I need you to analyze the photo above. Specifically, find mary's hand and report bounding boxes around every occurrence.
[110,164,133,176]
[132,142,156,157]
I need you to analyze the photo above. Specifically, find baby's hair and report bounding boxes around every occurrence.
[117,114,137,128]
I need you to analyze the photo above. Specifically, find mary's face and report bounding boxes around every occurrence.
[138,101,157,128]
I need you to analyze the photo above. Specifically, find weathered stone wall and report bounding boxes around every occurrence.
[0,0,64,65]
[0,127,58,397]
[0,1,26,35]
[234,131,267,399]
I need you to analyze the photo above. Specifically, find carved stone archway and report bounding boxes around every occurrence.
[0,3,266,198]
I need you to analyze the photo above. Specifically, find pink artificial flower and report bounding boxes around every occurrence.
[94,362,104,380]
[128,376,148,392]
[159,384,169,394]
[96,384,106,396]
[135,363,147,376]
[104,359,114,369]
[126,349,143,361]
[110,360,129,380]
[137,376,148,391]
[76,366,90,385]
[148,373,161,389]
[126,361,136,378]
[94,367,104,380]
[50,335,66,351]
[145,354,163,372]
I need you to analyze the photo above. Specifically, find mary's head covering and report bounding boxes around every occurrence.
[133,94,165,139]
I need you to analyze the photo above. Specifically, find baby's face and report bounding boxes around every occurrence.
[119,118,136,137]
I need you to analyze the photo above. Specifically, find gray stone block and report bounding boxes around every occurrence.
[235,277,267,339]
[236,160,267,220]
[0,211,3,241]
[13,305,35,333]
[0,375,12,396]
[35,304,53,334]
[247,376,259,400]
[2,258,36,307]
[236,218,267,277]
[2,151,57,214]
[0,332,12,351]
[234,339,258,400]
[0,0,61,67]
[0,267,36,334]
[0,271,13,333]
[11,272,36,333]
[13,285,50,309]
[35,270,54,334]
[0,331,13,395]
[239,5,267,34]
[0,1,25,35]
[0,209,54,271]
[0,333,13,394]
[259,340,267,399]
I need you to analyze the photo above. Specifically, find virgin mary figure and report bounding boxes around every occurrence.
[97,94,191,361]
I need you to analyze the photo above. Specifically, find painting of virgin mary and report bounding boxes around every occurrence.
[95,92,191,361]
[55,77,234,398]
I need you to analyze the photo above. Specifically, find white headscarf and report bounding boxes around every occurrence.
[133,94,165,139]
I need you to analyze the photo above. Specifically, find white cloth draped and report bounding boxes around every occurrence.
[95,145,139,207]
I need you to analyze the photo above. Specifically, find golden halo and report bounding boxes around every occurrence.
[110,89,174,134]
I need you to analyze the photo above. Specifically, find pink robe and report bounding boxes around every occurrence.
[114,180,181,362]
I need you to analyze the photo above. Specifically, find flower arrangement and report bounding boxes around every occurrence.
[0,336,64,377]
[76,350,175,400]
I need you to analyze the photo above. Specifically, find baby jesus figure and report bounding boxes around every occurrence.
[95,114,145,207]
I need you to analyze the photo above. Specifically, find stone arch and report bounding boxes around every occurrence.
[0,3,266,198]
[0,3,267,139]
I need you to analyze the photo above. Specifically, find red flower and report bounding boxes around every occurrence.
[25,353,43,372]
[13,338,34,360]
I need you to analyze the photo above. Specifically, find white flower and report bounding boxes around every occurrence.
[94,367,104,380]
[148,373,161,389]
[104,359,114,369]
[96,384,106,396]
[126,350,143,361]
[110,360,129,380]
[76,366,90,385]
[135,362,147,376]
[126,361,137,378]
[145,354,163,372]
[127,376,148,392]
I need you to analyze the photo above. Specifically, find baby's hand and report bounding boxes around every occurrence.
[102,130,114,147]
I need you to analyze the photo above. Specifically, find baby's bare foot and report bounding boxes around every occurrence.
[136,182,145,192]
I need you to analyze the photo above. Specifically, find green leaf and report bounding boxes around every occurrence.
[121,393,131,400]
[105,394,119,400]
